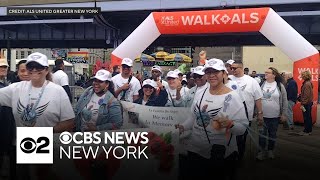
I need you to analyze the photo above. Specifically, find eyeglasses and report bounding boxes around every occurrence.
[0,66,8,68]
[230,67,240,70]
[205,70,221,75]
[26,63,46,71]
[193,74,203,79]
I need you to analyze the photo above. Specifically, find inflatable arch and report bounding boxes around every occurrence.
[111,7,319,124]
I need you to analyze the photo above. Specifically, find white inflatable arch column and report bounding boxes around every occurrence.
[111,8,319,124]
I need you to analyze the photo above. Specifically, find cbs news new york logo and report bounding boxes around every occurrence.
[16,127,53,164]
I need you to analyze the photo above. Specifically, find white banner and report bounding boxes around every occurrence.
[50,102,194,180]
[121,101,192,130]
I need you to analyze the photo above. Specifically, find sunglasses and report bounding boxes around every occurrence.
[143,85,154,89]
[193,74,203,79]
[93,79,105,83]
[167,77,176,81]
[26,62,46,71]
[122,65,131,69]
[230,67,240,70]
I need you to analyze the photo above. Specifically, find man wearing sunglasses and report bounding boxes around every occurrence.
[229,62,263,123]
[112,58,141,102]
[182,66,208,107]
[225,59,235,75]
[229,62,263,159]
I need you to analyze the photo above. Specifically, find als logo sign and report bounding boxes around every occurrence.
[161,16,179,26]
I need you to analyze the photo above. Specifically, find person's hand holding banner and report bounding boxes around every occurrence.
[174,124,185,134]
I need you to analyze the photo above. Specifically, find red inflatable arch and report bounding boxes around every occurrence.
[111,8,319,124]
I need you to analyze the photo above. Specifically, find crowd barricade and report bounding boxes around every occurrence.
[70,86,85,106]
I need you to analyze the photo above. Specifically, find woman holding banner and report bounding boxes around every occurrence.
[176,58,248,179]
[134,79,168,106]
[75,69,123,132]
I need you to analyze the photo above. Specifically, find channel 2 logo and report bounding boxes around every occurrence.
[20,137,50,154]
[16,127,53,164]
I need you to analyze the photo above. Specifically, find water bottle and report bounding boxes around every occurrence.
[300,105,306,112]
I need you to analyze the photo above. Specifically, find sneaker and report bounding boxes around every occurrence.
[305,132,312,136]
[256,151,267,161]
[289,126,294,130]
[267,151,275,159]
[298,131,310,136]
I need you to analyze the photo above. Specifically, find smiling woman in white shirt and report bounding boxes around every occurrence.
[176,58,248,179]
[257,67,288,160]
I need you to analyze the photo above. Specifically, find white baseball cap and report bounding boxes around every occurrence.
[192,66,205,75]
[0,58,9,67]
[94,69,112,81]
[174,69,183,75]
[26,52,49,67]
[203,58,227,72]
[142,79,156,88]
[151,65,162,73]
[166,71,179,79]
[121,58,133,67]
[182,77,187,82]
[226,59,235,65]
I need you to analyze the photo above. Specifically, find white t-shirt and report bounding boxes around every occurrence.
[87,93,106,124]
[254,76,262,84]
[52,70,69,86]
[181,86,190,95]
[82,93,106,129]
[142,100,147,105]
[166,86,188,105]
[0,81,75,127]
[112,74,141,102]
[152,79,169,90]
[229,75,263,121]
[183,83,209,107]
[262,81,280,118]
[225,80,245,102]
[186,90,248,159]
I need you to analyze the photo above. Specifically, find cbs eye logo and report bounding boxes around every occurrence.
[59,132,72,144]
[20,137,50,154]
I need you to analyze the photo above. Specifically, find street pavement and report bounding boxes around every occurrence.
[237,125,320,180]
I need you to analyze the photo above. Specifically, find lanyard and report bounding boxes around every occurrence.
[196,87,210,143]
[27,81,48,112]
